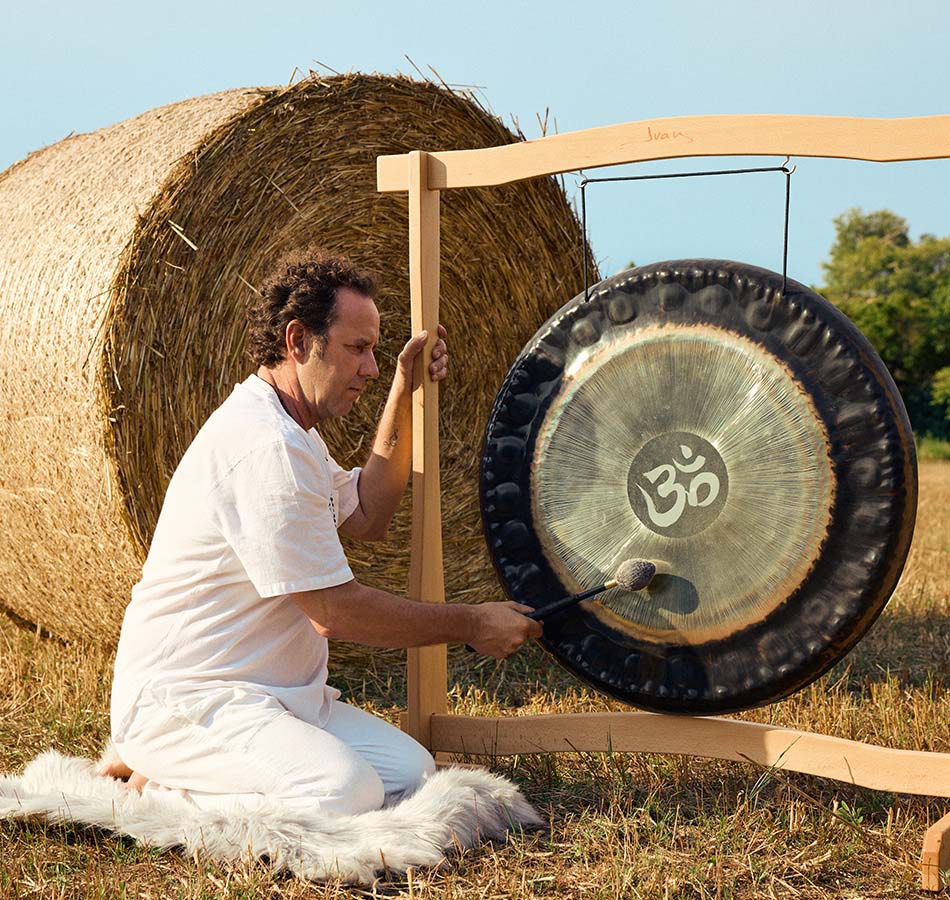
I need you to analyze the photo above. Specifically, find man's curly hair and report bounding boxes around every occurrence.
[246,249,377,368]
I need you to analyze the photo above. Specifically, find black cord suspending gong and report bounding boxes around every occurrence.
[579,158,796,301]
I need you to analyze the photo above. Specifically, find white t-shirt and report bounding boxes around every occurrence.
[111,374,362,735]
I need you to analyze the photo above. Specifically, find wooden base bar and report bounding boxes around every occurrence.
[426,711,950,889]
[430,712,950,798]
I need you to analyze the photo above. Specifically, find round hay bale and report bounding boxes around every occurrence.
[0,74,596,646]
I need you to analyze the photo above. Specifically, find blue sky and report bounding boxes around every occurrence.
[3,0,949,287]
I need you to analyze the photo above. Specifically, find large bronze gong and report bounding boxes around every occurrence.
[480,259,918,714]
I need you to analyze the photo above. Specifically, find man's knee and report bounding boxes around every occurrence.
[389,736,436,797]
[415,743,437,781]
[316,754,386,816]
[341,770,386,815]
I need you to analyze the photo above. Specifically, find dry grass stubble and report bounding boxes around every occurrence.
[1,461,948,898]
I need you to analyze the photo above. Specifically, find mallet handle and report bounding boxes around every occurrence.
[528,579,618,621]
[464,579,618,653]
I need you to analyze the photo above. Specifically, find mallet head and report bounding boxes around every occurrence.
[613,558,656,592]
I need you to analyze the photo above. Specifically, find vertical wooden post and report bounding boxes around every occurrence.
[405,150,447,748]
[921,810,950,891]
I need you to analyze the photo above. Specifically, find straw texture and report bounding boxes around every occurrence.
[0,74,594,645]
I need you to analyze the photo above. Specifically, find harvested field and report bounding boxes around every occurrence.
[1,461,948,898]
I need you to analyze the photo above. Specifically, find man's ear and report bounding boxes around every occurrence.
[285,319,310,362]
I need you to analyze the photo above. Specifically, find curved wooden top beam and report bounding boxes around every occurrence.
[377,114,950,192]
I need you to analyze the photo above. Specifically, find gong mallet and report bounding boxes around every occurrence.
[465,558,656,652]
[527,558,656,622]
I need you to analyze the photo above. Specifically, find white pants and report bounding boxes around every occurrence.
[113,684,435,816]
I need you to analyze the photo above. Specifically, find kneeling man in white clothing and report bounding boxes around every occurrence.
[104,250,542,814]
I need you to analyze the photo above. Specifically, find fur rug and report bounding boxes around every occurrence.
[0,748,542,884]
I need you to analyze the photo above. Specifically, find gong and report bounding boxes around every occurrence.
[480,259,917,715]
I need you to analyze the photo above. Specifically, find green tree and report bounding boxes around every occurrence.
[821,209,950,437]
[933,367,950,410]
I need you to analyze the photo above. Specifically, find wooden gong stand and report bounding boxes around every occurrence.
[376,114,950,890]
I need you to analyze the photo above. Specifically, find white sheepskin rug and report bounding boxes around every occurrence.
[0,749,542,884]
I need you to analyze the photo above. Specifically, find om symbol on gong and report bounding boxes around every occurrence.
[627,432,729,537]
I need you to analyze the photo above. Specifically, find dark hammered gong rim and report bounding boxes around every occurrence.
[479,259,918,715]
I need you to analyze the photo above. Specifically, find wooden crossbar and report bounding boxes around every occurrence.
[379,114,950,191]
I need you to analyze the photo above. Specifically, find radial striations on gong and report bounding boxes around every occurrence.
[531,325,835,644]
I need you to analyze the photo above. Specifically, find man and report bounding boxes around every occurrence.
[104,250,541,815]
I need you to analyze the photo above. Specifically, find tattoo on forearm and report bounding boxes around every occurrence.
[383,429,399,449]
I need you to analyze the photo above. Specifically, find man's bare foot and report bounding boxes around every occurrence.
[95,747,148,793]
[128,771,148,793]
[97,754,134,780]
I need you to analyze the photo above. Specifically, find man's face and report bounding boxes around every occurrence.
[301,287,381,422]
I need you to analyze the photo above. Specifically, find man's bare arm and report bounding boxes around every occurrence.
[292,579,541,659]
[339,326,447,541]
